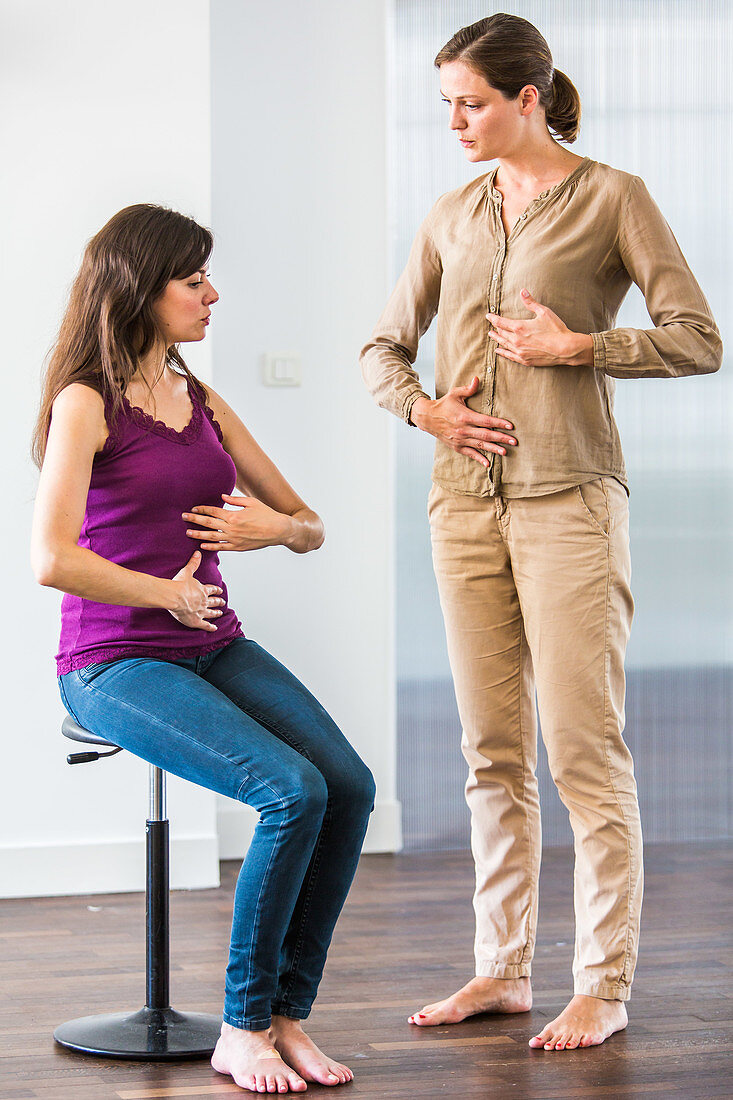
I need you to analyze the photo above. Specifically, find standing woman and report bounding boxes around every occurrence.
[361,14,721,1051]
[32,204,375,1093]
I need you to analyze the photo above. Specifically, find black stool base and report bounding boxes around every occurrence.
[54,1005,222,1060]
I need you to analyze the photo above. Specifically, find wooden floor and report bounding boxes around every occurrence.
[0,842,731,1099]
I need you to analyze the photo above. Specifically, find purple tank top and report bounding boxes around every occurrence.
[56,379,244,675]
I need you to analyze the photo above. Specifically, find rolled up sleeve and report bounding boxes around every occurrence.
[592,176,722,379]
[360,211,443,423]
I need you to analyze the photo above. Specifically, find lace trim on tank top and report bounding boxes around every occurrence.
[100,381,225,451]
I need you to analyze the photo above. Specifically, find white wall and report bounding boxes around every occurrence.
[1,0,399,898]
[1,0,219,896]
[209,0,399,856]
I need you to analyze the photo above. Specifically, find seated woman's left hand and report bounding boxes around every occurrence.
[183,494,293,552]
[487,288,593,367]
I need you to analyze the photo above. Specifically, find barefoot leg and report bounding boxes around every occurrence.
[408,975,532,1026]
[528,994,628,1051]
[211,1022,307,1092]
[271,1015,354,1086]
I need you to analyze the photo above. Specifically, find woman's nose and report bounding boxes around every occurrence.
[449,109,465,130]
[205,282,219,305]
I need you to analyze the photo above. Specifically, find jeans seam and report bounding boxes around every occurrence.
[280,798,332,1006]
[240,797,287,1026]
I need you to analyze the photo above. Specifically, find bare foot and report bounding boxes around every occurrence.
[271,1015,354,1087]
[528,994,628,1050]
[408,976,532,1026]
[211,1022,307,1093]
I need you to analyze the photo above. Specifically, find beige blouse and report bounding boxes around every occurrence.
[360,157,722,498]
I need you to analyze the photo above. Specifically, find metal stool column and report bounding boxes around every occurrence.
[54,716,223,1060]
[147,764,169,1014]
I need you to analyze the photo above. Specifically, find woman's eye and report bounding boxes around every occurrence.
[189,280,203,287]
[466,103,481,110]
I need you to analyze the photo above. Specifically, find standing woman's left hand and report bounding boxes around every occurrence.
[183,494,294,552]
[487,288,594,367]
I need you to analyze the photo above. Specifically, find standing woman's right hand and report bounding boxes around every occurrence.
[410,376,517,468]
[168,551,225,632]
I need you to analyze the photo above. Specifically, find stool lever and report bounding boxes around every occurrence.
[67,747,123,765]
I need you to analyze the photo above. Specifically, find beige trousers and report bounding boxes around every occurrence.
[428,477,642,1001]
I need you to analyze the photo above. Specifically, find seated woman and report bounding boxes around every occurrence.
[31,203,375,1095]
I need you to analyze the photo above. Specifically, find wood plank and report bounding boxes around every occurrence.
[0,842,730,1099]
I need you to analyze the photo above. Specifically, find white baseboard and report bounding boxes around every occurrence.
[0,801,403,899]
[217,799,403,861]
[0,834,220,899]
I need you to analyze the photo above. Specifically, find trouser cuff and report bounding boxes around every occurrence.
[271,1003,311,1021]
[222,1011,272,1030]
[475,961,532,979]
[574,978,631,1002]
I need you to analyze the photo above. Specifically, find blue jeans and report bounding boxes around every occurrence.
[58,637,376,1030]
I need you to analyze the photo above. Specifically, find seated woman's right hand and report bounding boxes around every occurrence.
[168,551,225,632]
[411,376,517,468]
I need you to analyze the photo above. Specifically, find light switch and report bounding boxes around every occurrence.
[262,353,301,387]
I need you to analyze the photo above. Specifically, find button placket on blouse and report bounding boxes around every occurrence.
[485,192,507,491]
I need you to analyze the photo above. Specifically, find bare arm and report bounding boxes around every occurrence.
[31,384,223,631]
[182,388,324,555]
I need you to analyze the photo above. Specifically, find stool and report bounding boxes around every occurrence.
[53,715,222,1060]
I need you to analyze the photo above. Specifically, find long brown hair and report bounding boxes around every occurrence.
[435,13,581,144]
[32,204,213,467]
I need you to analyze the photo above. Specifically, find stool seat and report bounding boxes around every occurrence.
[62,715,119,749]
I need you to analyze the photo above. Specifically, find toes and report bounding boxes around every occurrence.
[408,1012,430,1026]
[288,1073,307,1092]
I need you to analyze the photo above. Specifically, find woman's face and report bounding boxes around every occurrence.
[439,60,533,162]
[153,269,219,345]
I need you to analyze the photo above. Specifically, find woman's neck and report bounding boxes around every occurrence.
[494,137,584,193]
[133,345,170,391]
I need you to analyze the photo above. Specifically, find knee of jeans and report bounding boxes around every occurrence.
[334,762,377,817]
[285,763,329,820]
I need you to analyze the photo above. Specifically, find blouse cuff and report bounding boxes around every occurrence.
[403,389,431,426]
[591,331,608,372]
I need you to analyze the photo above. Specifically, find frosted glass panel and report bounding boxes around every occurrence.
[392,0,733,847]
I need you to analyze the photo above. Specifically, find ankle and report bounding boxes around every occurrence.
[271,1014,303,1031]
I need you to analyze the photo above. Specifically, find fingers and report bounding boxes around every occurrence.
[492,344,530,365]
[183,550,202,574]
[520,287,543,312]
[452,375,480,398]
[186,526,225,540]
[458,446,492,469]
[182,507,227,521]
[204,586,224,596]
[461,410,514,431]
[182,512,226,531]
[486,312,523,334]
[220,494,248,507]
[463,436,514,456]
